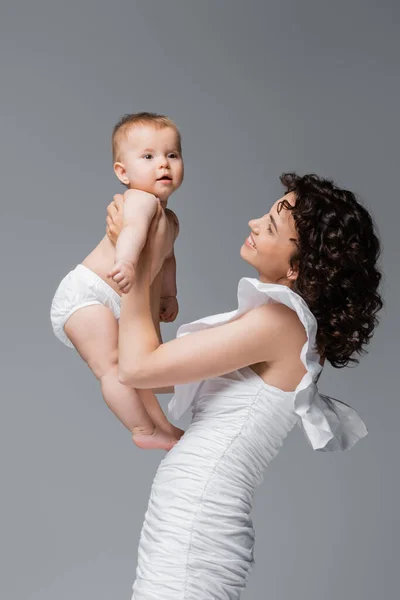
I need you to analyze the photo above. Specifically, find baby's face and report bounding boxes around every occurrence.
[115,125,184,201]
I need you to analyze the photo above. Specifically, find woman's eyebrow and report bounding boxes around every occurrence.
[270,214,279,232]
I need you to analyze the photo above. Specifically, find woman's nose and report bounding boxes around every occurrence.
[248,219,260,232]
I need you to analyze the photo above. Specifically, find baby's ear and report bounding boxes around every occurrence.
[113,162,130,186]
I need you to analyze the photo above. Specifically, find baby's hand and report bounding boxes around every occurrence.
[108,260,136,294]
[160,296,179,322]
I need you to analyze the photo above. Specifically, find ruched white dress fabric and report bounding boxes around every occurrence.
[132,278,368,599]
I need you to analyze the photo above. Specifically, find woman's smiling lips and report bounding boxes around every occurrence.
[245,233,256,249]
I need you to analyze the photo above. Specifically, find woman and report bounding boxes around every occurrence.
[107,173,382,599]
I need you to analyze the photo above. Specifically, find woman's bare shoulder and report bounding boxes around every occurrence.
[244,302,307,349]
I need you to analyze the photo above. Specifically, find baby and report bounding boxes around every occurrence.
[50,113,184,450]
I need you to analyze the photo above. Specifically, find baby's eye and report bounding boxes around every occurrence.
[143,154,153,160]
[168,153,179,159]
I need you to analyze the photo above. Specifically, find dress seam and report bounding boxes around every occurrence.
[182,382,264,600]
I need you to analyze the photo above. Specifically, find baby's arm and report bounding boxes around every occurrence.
[108,190,159,293]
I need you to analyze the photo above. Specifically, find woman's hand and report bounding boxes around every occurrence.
[106,194,124,246]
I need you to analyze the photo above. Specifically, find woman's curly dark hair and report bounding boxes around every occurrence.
[279,173,383,368]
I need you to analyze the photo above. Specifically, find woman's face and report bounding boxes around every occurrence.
[240,192,299,285]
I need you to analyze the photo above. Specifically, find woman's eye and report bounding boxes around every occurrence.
[267,223,273,234]
[143,154,153,159]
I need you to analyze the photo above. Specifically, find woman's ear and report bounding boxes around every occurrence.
[286,266,298,283]
[114,162,130,185]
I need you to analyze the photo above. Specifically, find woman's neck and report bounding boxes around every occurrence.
[258,274,293,289]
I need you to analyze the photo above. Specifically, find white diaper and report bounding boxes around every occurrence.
[50,264,121,348]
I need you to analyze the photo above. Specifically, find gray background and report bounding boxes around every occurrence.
[1,1,398,598]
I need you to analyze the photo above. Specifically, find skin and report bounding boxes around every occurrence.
[111,125,183,312]
[63,124,185,452]
[82,124,182,320]
[114,124,184,204]
[242,192,299,285]
[106,192,308,395]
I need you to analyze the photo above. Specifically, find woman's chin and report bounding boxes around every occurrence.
[240,244,252,265]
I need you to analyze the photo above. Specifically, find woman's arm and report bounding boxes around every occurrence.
[118,212,300,388]
[119,294,293,388]
[108,197,301,390]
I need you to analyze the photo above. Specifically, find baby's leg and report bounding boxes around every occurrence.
[64,305,180,451]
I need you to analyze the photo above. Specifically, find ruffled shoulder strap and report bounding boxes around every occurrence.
[168,278,368,452]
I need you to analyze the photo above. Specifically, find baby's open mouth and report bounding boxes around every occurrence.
[157,175,172,181]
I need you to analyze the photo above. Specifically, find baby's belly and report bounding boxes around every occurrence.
[82,235,123,297]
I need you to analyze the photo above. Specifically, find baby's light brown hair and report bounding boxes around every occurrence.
[112,112,182,162]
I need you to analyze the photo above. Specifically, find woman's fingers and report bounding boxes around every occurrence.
[107,193,124,216]
[106,216,117,235]
[113,193,124,210]
[107,203,117,217]
[106,195,125,245]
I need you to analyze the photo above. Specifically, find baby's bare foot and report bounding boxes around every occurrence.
[131,426,177,451]
[170,425,185,441]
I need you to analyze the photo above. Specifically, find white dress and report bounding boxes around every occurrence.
[132,278,367,599]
